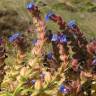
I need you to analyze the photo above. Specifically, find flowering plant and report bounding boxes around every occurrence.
[0,1,96,96]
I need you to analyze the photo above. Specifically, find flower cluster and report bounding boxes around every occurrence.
[45,12,66,29]
[45,12,54,21]
[59,84,69,94]
[67,20,77,29]
[8,32,20,43]
[51,33,67,43]
[26,2,34,10]
[26,2,40,17]
[51,34,58,42]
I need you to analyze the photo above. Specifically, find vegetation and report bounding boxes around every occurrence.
[0,0,96,96]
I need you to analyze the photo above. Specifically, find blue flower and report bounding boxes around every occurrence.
[31,80,36,85]
[68,20,76,29]
[8,32,20,43]
[47,52,53,60]
[58,34,67,43]
[26,2,34,10]
[51,34,58,42]
[59,84,68,94]
[45,12,54,21]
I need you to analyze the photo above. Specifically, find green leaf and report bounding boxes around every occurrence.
[12,83,24,96]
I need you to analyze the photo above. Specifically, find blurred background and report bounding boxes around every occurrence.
[0,0,96,39]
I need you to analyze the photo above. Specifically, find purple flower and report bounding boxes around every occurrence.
[8,32,20,43]
[31,80,36,85]
[51,34,58,42]
[58,34,67,43]
[47,52,53,60]
[26,2,34,10]
[45,11,54,21]
[67,20,76,29]
[59,84,69,94]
